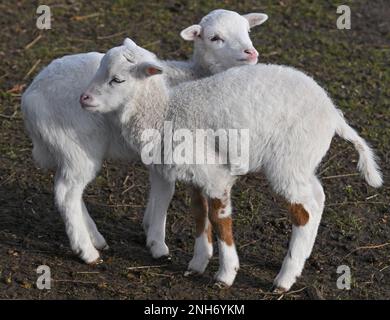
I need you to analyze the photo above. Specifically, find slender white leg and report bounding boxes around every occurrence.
[187,228,213,274]
[54,173,100,264]
[209,195,239,286]
[273,181,324,291]
[214,240,239,286]
[186,188,213,275]
[144,169,175,258]
[306,177,325,258]
[81,201,108,250]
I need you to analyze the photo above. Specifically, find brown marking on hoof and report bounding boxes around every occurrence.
[288,203,309,226]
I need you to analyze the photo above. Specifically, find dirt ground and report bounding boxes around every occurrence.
[0,0,389,300]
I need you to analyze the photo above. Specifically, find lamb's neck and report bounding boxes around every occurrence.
[163,55,212,86]
[191,50,220,76]
[120,77,169,154]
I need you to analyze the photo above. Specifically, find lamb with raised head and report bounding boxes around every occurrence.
[81,39,382,291]
[21,9,268,264]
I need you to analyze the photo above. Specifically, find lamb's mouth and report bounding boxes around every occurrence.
[81,103,98,110]
[237,56,258,62]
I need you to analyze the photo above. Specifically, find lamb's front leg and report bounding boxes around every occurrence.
[185,187,213,276]
[209,194,239,287]
[144,169,175,259]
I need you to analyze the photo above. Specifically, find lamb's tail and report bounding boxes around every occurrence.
[335,111,383,188]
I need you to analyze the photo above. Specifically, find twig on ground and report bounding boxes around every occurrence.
[97,31,127,40]
[127,264,167,270]
[283,286,307,295]
[147,272,173,278]
[379,265,389,272]
[87,200,142,208]
[326,201,387,207]
[344,242,390,258]
[23,59,41,80]
[6,83,26,94]
[24,34,42,50]
[67,37,95,43]
[121,183,135,195]
[262,51,281,57]
[0,112,16,120]
[143,40,161,48]
[52,279,98,285]
[322,173,359,180]
[122,175,130,186]
[275,286,308,299]
[71,13,101,21]
[365,194,378,200]
[239,239,259,249]
[262,286,307,298]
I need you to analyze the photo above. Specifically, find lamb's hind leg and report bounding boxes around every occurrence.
[273,178,324,291]
[81,201,108,250]
[306,176,325,258]
[54,171,101,264]
[144,169,175,258]
[209,192,239,287]
[185,187,213,276]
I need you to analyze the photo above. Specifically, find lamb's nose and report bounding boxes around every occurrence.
[80,93,91,104]
[244,48,259,58]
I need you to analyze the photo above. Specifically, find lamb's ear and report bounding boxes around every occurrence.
[136,62,163,78]
[180,25,202,41]
[242,13,268,28]
[123,37,137,48]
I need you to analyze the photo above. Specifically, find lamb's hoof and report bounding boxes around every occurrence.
[77,247,101,265]
[156,254,172,263]
[87,257,104,265]
[213,269,237,287]
[271,285,287,294]
[186,256,210,276]
[213,281,230,289]
[184,269,200,277]
[149,241,170,259]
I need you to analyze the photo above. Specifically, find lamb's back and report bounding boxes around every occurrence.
[170,63,333,132]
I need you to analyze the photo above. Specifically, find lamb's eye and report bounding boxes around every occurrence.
[109,77,125,85]
[210,35,224,42]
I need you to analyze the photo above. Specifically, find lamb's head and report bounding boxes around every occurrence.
[181,9,268,73]
[80,38,164,114]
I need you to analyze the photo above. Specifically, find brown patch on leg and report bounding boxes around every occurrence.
[288,203,310,226]
[191,187,212,240]
[209,197,234,246]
